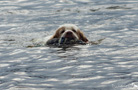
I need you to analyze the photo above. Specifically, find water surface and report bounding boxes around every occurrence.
[0,0,138,90]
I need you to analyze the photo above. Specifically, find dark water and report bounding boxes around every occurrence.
[0,0,138,90]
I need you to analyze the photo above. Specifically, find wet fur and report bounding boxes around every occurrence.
[49,24,88,43]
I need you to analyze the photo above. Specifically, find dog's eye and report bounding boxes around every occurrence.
[61,30,65,34]
[72,29,76,33]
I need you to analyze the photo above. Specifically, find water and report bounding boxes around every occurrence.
[0,0,138,90]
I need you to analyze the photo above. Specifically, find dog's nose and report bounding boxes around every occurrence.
[66,31,72,35]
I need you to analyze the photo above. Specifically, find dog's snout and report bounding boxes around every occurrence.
[64,31,74,38]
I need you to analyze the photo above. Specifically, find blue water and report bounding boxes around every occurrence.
[0,0,138,90]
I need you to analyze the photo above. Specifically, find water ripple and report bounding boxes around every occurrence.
[0,0,138,90]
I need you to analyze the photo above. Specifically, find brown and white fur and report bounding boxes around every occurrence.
[48,24,88,43]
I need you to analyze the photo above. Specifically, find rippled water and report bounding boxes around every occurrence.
[0,0,138,90]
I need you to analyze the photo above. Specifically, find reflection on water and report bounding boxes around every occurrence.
[0,0,138,90]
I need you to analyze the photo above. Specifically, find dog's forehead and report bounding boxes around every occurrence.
[59,24,79,30]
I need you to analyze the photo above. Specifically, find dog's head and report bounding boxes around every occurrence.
[51,24,88,43]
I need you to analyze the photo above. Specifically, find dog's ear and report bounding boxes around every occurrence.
[51,27,64,39]
[77,30,88,42]
[52,29,60,38]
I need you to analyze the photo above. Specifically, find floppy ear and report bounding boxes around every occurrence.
[77,30,88,42]
[52,29,60,38]
[51,27,64,39]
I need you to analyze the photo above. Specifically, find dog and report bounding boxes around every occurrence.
[46,24,88,46]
